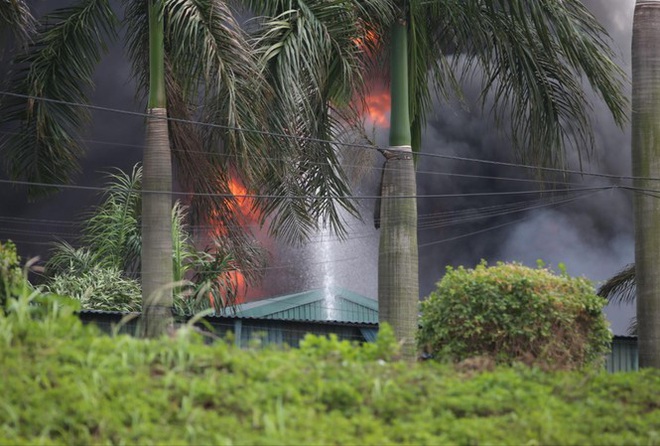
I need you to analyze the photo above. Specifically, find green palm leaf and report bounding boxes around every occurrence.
[407,0,627,164]
[83,166,143,276]
[598,264,636,306]
[0,0,118,198]
[247,0,393,242]
[0,0,35,46]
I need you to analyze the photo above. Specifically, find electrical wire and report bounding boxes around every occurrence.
[0,187,618,247]
[0,176,618,200]
[418,189,607,248]
[0,128,601,188]
[0,91,645,182]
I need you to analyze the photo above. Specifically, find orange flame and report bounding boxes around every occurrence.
[229,270,247,304]
[363,91,390,127]
[353,29,378,50]
[206,176,257,305]
[227,177,254,216]
[209,176,258,238]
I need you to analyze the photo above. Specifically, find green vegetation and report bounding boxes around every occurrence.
[1,287,659,445]
[47,265,142,312]
[0,240,24,309]
[42,167,266,315]
[419,261,612,370]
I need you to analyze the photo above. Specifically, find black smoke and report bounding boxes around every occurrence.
[0,0,636,332]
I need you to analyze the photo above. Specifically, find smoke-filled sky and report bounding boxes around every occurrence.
[0,0,637,333]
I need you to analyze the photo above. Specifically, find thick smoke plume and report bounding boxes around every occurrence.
[0,0,636,333]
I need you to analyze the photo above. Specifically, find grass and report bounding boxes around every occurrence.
[0,291,659,445]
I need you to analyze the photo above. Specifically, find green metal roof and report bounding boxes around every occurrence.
[223,287,378,324]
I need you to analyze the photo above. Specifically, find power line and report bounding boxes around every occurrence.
[416,191,600,231]
[0,129,599,188]
[0,189,614,255]
[0,90,379,150]
[0,176,617,200]
[0,91,643,182]
[418,188,607,248]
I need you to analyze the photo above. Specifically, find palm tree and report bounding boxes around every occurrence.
[252,0,627,360]
[631,0,660,368]
[0,0,365,337]
[380,0,628,359]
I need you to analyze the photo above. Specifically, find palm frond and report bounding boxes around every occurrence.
[407,1,463,153]
[82,165,142,276]
[597,263,637,336]
[421,0,627,168]
[171,200,197,283]
[250,0,392,126]
[0,0,35,47]
[0,0,118,198]
[247,0,394,242]
[162,64,266,269]
[598,264,636,306]
[174,0,271,187]
[626,317,638,337]
[45,241,100,276]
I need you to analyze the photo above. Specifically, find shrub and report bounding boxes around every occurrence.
[418,261,612,370]
[0,240,25,309]
[47,266,142,312]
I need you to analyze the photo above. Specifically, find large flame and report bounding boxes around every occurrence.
[206,176,258,306]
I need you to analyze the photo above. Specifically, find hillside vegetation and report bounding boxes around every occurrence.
[1,290,659,445]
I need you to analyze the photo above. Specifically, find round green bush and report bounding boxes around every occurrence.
[418,261,612,370]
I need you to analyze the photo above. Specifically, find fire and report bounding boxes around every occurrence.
[209,176,257,238]
[229,270,246,303]
[363,91,390,127]
[227,177,254,216]
[206,175,257,307]
[353,29,378,50]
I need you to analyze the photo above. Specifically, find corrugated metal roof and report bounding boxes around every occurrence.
[218,287,378,323]
[78,287,379,325]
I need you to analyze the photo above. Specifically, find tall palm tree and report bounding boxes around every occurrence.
[378,0,627,359]
[0,0,365,336]
[631,0,660,368]
[252,0,627,359]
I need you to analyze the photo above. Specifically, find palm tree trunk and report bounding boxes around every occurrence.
[632,0,660,368]
[378,20,419,361]
[142,0,173,337]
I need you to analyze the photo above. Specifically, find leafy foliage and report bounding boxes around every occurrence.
[403,0,628,160]
[1,0,368,243]
[0,0,35,45]
[0,0,117,197]
[418,261,612,370]
[47,266,141,312]
[45,165,266,314]
[1,289,659,445]
[598,264,637,335]
[0,241,25,309]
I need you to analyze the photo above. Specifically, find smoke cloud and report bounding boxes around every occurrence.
[0,0,637,333]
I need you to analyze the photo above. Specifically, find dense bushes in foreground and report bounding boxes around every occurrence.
[1,294,659,445]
